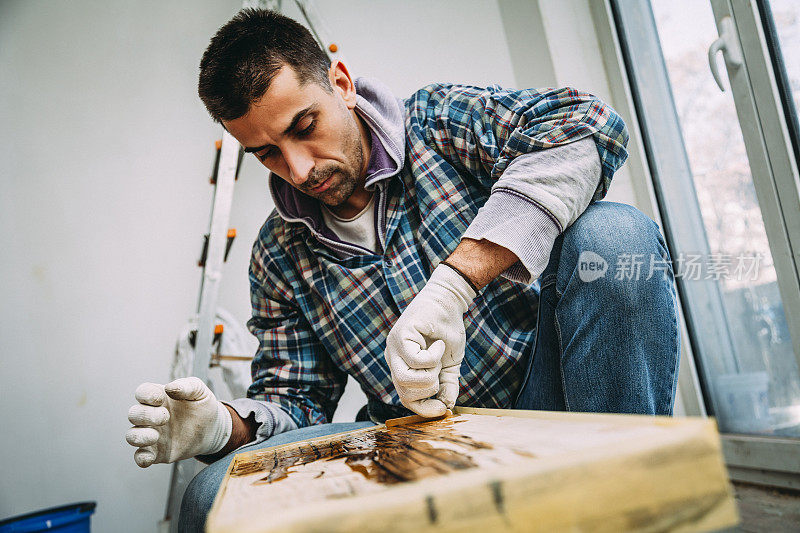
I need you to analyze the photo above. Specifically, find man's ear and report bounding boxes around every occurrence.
[328,60,357,110]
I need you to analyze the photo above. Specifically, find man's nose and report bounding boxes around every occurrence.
[283,148,314,186]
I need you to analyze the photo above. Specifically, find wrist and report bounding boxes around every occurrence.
[430,263,477,310]
[206,401,233,455]
[440,260,480,294]
[195,403,255,464]
[444,238,519,290]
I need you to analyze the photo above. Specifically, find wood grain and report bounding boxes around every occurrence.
[384,409,454,427]
[207,407,738,532]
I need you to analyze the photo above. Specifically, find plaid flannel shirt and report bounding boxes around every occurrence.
[246,82,629,427]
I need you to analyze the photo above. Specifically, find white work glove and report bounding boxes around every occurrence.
[126,377,232,468]
[385,263,477,417]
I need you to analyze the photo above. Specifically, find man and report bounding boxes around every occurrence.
[126,8,679,531]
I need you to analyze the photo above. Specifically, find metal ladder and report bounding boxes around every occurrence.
[160,1,340,530]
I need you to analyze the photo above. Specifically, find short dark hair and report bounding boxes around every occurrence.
[198,9,331,123]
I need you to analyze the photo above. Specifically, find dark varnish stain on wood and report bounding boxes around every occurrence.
[490,480,506,515]
[489,479,513,526]
[230,417,493,486]
[425,495,438,524]
[512,448,537,458]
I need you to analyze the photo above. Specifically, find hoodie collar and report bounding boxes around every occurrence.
[268,77,406,237]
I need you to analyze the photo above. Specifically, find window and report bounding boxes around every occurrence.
[611,0,800,488]
[650,0,800,437]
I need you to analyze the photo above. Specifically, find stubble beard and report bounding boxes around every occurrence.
[302,115,365,208]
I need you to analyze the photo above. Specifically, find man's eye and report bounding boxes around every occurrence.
[296,120,316,137]
[256,148,276,162]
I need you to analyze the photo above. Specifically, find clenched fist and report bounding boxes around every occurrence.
[384,263,476,417]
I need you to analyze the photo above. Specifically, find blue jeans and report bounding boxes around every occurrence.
[514,201,680,413]
[179,201,680,532]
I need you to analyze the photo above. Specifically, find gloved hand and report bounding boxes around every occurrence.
[385,263,476,417]
[126,377,232,468]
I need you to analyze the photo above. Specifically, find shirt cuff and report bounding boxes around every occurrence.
[461,189,561,285]
[223,397,299,448]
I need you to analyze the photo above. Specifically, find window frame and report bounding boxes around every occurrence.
[708,0,800,371]
[605,0,800,490]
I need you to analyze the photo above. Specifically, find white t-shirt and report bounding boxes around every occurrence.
[320,193,379,253]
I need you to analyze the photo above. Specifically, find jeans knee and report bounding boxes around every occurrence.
[560,202,673,308]
[566,202,663,254]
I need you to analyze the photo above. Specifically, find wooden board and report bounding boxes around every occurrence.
[207,407,739,532]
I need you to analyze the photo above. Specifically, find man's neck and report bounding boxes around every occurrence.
[328,185,373,219]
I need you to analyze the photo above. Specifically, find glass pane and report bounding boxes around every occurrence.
[770,0,800,124]
[652,0,800,436]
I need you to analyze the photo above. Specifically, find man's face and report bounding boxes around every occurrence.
[223,64,366,208]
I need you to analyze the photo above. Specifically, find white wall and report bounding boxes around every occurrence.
[0,0,242,529]
[0,1,524,530]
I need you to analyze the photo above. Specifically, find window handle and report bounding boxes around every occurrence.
[708,16,743,92]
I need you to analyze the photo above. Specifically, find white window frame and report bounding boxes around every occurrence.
[708,0,800,375]
[599,0,800,490]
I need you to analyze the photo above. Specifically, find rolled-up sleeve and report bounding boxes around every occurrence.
[409,83,627,285]
[461,137,601,284]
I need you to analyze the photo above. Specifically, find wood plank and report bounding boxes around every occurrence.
[384,409,453,427]
[207,408,738,532]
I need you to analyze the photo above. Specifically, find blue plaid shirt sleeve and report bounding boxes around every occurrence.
[245,233,348,428]
[409,83,629,201]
